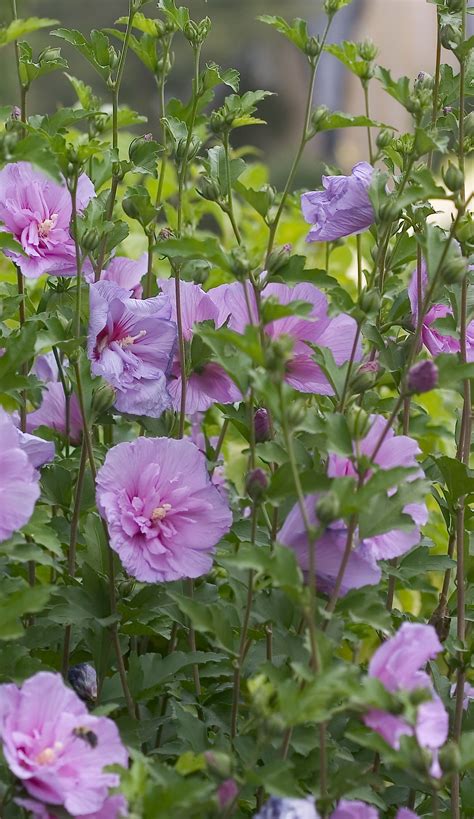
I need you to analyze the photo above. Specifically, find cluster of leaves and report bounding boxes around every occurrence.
[0,0,473,818]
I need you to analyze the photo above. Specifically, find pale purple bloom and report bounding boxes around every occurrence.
[0,408,41,542]
[301,162,374,242]
[88,281,176,418]
[27,383,83,445]
[96,437,232,583]
[254,796,320,819]
[0,672,127,816]
[17,429,55,470]
[364,623,448,776]
[0,162,95,279]
[407,360,439,394]
[450,680,474,710]
[331,801,378,819]
[159,279,241,414]
[396,811,418,819]
[214,281,361,396]
[279,415,427,596]
[217,779,239,810]
[408,262,474,359]
[17,795,128,819]
[100,254,147,298]
[32,352,59,384]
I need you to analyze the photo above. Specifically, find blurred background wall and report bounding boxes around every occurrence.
[0,0,470,187]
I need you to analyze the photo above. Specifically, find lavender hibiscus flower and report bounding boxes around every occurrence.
[214,281,361,395]
[27,353,83,445]
[0,672,127,816]
[331,801,378,819]
[100,253,147,298]
[159,279,241,413]
[17,795,128,819]
[88,281,176,418]
[279,415,427,596]
[95,436,232,583]
[254,796,320,818]
[363,623,448,777]
[0,162,95,279]
[408,262,474,359]
[301,162,374,242]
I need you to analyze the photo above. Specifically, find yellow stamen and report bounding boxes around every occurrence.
[151,503,172,522]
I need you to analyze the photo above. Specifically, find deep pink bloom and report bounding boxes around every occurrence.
[407,360,439,394]
[217,779,239,810]
[408,262,474,359]
[330,800,378,819]
[96,437,232,582]
[159,279,241,414]
[0,672,127,816]
[0,408,43,542]
[0,162,95,279]
[17,795,127,819]
[100,254,147,298]
[279,415,427,596]
[364,623,448,776]
[301,162,374,242]
[27,353,83,445]
[214,281,361,396]
[88,281,176,418]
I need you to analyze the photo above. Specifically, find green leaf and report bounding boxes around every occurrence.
[202,62,240,93]
[317,111,388,132]
[52,28,113,81]
[257,15,309,52]
[157,0,190,31]
[374,65,412,109]
[157,237,228,269]
[0,230,26,255]
[208,145,245,196]
[0,18,58,47]
[0,581,51,640]
[325,41,372,79]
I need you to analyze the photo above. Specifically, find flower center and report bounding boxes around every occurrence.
[35,741,63,766]
[117,330,147,349]
[151,503,172,522]
[37,213,58,238]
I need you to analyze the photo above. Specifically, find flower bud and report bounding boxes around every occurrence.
[266,244,292,277]
[429,607,450,643]
[108,47,119,71]
[447,0,463,10]
[407,360,439,394]
[443,161,464,192]
[11,106,21,121]
[442,254,468,285]
[229,246,250,279]
[209,111,226,135]
[91,382,116,416]
[324,0,342,15]
[439,741,461,774]
[217,779,238,810]
[414,71,434,92]
[379,198,402,223]
[196,176,221,202]
[81,228,100,253]
[286,399,307,428]
[347,405,371,440]
[376,128,394,150]
[443,105,453,116]
[310,105,329,133]
[159,227,174,241]
[464,111,474,138]
[440,22,462,51]
[254,408,271,443]
[357,38,378,62]
[204,750,233,779]
[188,135,202,161]
[315,491,341,525]
[350,360,380,393]
[265,336,294,376]
[358,287,381,316]
[67,663,98,704]
[304,35,321,59]
[245,468,268,502]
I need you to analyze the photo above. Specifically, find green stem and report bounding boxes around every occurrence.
[323,515,357,619]
[362,82,374,164]
[428,10,441,169]
[338,323,362,411]
[223,131,241,244]
[186,578,201,699]
[356,233,362,294]
[265,18,332,262]
[155,37,172,211]
[145,230,155,298]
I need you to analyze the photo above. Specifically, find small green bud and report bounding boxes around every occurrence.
[310,105,329,133]
[350,360,380,394]
[379,198,402,223]
[315,491,341,525]
[347,405,371,440]
[196,176,221,202]
[358,62,374,83]
[108,47,119,71]
[266,244,292,277]
[446,0,463,11]
[204,751,233,779]
[464,111,474,138]
[358,287,381,316]
[357,38,378,62]
[265,335,294,376]
[304,35,321,60]
[376,128,394,150]
[324,0,341,15]
[439,741,461,774]
[443,161,464,193]
[286,399,307,429]
[81,228,100,253]
[414,71,434,92]
[442,256,468,285]
[440,22,462,51]
[39,46,62,62]
[228,246,250,280]
[91,383,116,417]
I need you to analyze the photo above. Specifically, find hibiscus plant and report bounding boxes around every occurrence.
[0,0,473,817]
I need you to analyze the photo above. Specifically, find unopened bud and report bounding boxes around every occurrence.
[204,750,233,779]
[11,106,21,121]
[304,35,321,60]
[245,468,268,502]
[376,128,394,150]
[324,0,341,15]
[350,360,380,394]
[91,382,116,416]
[159,227,174,241]
[196,176,221,202]
[315,491,341,525]
[358,287,381,316]
[414,71,434,92]
[407,360,439,394]
[81,228,100,252]
[464,111,474,138]
[229,246,250,279]
[446,0,463,10]
[209,111,226,135]
[286,399,307,428]
[266,244,292,276]
[440,22,462,51]
[265,335,294,375]
[310,105,329,133]
[254,408,271,443]
[439,741,461,774]
[347,405,371,440]
[67,663,98,704]
[379,198,402,223]
[442,254,468,285]
[443,162,464,192]
[357,38,378,62]
[217,779,238,810]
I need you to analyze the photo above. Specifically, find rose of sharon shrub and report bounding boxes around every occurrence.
[0,162,95,278]
[0,672,127,816]
[95,437,232,582]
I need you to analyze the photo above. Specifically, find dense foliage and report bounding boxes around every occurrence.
[0,0,473,817]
